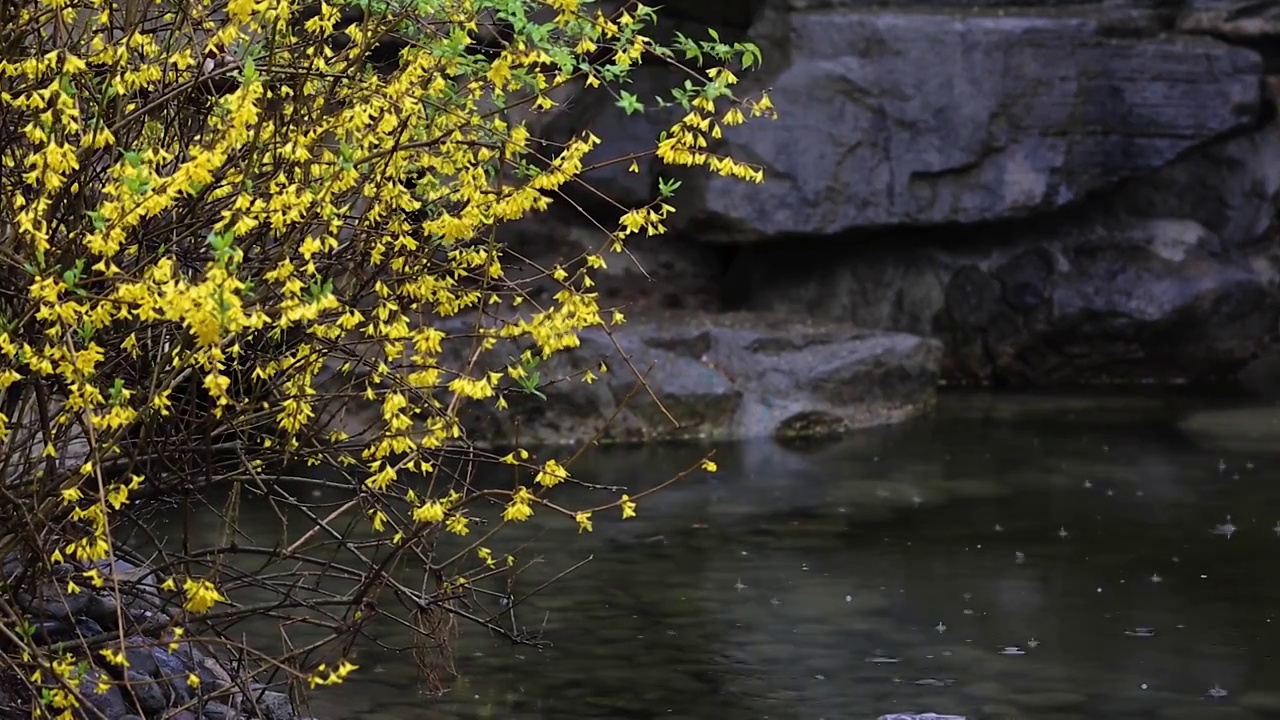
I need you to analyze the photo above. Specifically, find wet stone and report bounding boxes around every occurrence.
[242,690,296,720]
[201,701,238,720]
[123,670,170,719]
[151,647,194,705]
[78,670,132,720]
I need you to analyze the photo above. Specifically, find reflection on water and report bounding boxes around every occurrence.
[147,393,1280,720]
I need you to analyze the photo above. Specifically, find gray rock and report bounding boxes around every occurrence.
[20,582,91,619]
[729,214,1280,384]
[122,670,170,719]
[448,311,940,444]
[77,671,132,720]
[150,647,194,706]
[1180,1,1280,41]
[84,560,169,630]
[192,654,236,695]
[678,9,1262,239]
[201,702,238,720]
[242,690,295,720]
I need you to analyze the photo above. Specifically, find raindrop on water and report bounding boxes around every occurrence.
[1212,515,1237,539]
[1208,684,1229,699]
[935,622,947,634]
[1058,527,1070,539]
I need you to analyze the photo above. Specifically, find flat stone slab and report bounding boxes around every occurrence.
[452,311,941,445]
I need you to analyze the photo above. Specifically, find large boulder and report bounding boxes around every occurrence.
[721,115,1280,384]
[449,313,941,445]
[677,9,1263,239]
[481,0,1280,395]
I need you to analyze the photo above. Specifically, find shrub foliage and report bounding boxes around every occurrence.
[0,0,771,715]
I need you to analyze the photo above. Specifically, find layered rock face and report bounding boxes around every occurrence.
[507,0,1280,393]
[448,313,941,446]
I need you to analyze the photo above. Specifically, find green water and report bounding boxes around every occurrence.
[136,393,1280,720]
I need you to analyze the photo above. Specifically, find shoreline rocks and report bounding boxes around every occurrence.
[1,556,307,720]
[453,312,942,446]
[493,0,1280,389]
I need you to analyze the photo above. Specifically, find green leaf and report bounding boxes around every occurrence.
[616,90,643,115]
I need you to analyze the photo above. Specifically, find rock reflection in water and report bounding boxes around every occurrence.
[149,393,1280,720]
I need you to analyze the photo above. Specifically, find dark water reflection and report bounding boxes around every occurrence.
[161,393,1280,720]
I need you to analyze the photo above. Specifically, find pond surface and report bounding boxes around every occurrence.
[178,392,1280,720]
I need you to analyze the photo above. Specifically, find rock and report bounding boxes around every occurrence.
[122,670,170,719]
[448,311,940,445]
[192,654,236,695]
[84,559,169,630]
[498,218,730,314]
[20,582,91,619]
[677,8,1262,239]
[1180,2,1280,43]
[201,702,238,720]
[150,647,194,707]
[241,690,295,720]
[77,670,133,720]
[485,0,1280,389]
[728,213,1280,384]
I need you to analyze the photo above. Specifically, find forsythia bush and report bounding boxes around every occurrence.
[0,0,771,715]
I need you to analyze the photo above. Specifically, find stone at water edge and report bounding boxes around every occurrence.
[445,311,941,445]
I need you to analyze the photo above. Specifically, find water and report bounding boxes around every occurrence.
[145,392,1280,720]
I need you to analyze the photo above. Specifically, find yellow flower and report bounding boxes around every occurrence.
[502,499,533,522]
[620,495,637,519]
[411,500,445,524]
[445,513,470,536]
[534,459,569,487]
[181,578,226,614]
[574,511,593,533]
